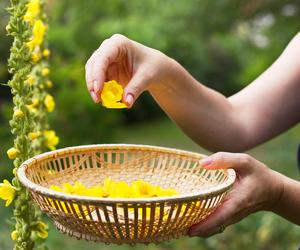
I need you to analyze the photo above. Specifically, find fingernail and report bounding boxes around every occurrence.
[125,93,134,107]
[200,157,212,167]
[90,91,99,103]
[93,80,101,93]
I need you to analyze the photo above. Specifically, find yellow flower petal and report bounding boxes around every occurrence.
[28,131,41,140]
[13,109,24,118]
[43,130,59,150]
[41,68,50,77]
[36,221,48,239]
[11,230,18,241]
[25,75,35,86]
[42,49,50,57]
[46,80,53,88]
[101,80,127,109]
[44,94,55,112]
[27,19,46,51]
[103,102,127,109]
[7,148,19,160]
[24,0,40,24]
[31,52,42,63]
[0,180,17,206]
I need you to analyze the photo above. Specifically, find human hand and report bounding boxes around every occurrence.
[188,152,283,237]
[85,34,175,107]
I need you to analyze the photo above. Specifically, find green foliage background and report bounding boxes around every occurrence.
[0,0,299,249]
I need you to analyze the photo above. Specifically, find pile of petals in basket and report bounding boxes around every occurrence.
[49,177,178,198]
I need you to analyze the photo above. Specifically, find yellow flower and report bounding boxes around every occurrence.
[0,180,17,206]
[28,131,41,140]
[44,94,55,112]
[102,177,117,197]
[101,80,127,109]
[11,230,18,241]
[25,74,35,86]
[31,51,42,63]
[7,148,19,160]
[35,221,48,239]
[49,184,62,192]
[46,80,53,88]
[109,181,133,198]
[27,19,46,51]
[41,68,50,77]
[26,98,39,113]
[42,49,50,57]
[44,130,59,150]
[24,0,40,24]
[13,109,24,118]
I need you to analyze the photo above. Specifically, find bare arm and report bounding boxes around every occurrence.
[149,33,300,151]
[85,33,300,152]
[270,173,300,224]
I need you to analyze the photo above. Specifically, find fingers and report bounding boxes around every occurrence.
[85,34,130,101]
[200,152,255,172]
[123,67,151,107]
[188,194,240,237]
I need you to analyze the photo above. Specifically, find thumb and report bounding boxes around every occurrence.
[123,68,151,108]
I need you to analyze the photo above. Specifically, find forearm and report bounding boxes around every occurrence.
[149,59,247,152]
[149,34,300,152]
[270,172,300,225]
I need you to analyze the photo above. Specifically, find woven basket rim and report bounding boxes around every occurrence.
[17,144,236,204]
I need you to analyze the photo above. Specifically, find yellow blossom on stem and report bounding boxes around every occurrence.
[41,68,50,77]
[32,98,39,106]
[42,49,50,57]
[43,130,59,150]
[44,94,55,112]
[31,51,42,63]
[25,74,35,86]
[11,230,18,241]
[35,221,48,239]
[23,0,40,24]
[28,131,41,140]
[26,98,39,113]
[46,80,53,88]
[0,180,17,206]
[27,19,46,51]
[7,148,19,160]
[13,109,24,118]
[101,80,127,109]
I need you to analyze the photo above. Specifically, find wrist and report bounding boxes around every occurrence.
[148,54,184,94]
[265,170,284,212]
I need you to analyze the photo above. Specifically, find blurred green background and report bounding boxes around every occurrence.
[0,0,299,249]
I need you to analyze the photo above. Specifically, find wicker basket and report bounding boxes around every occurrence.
[18,144,235,245]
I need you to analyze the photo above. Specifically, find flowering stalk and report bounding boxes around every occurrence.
[3,0,58,249]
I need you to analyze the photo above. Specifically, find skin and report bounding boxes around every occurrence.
[85,33,300,237]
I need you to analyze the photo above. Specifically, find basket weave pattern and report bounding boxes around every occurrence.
[18,144,235,244]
